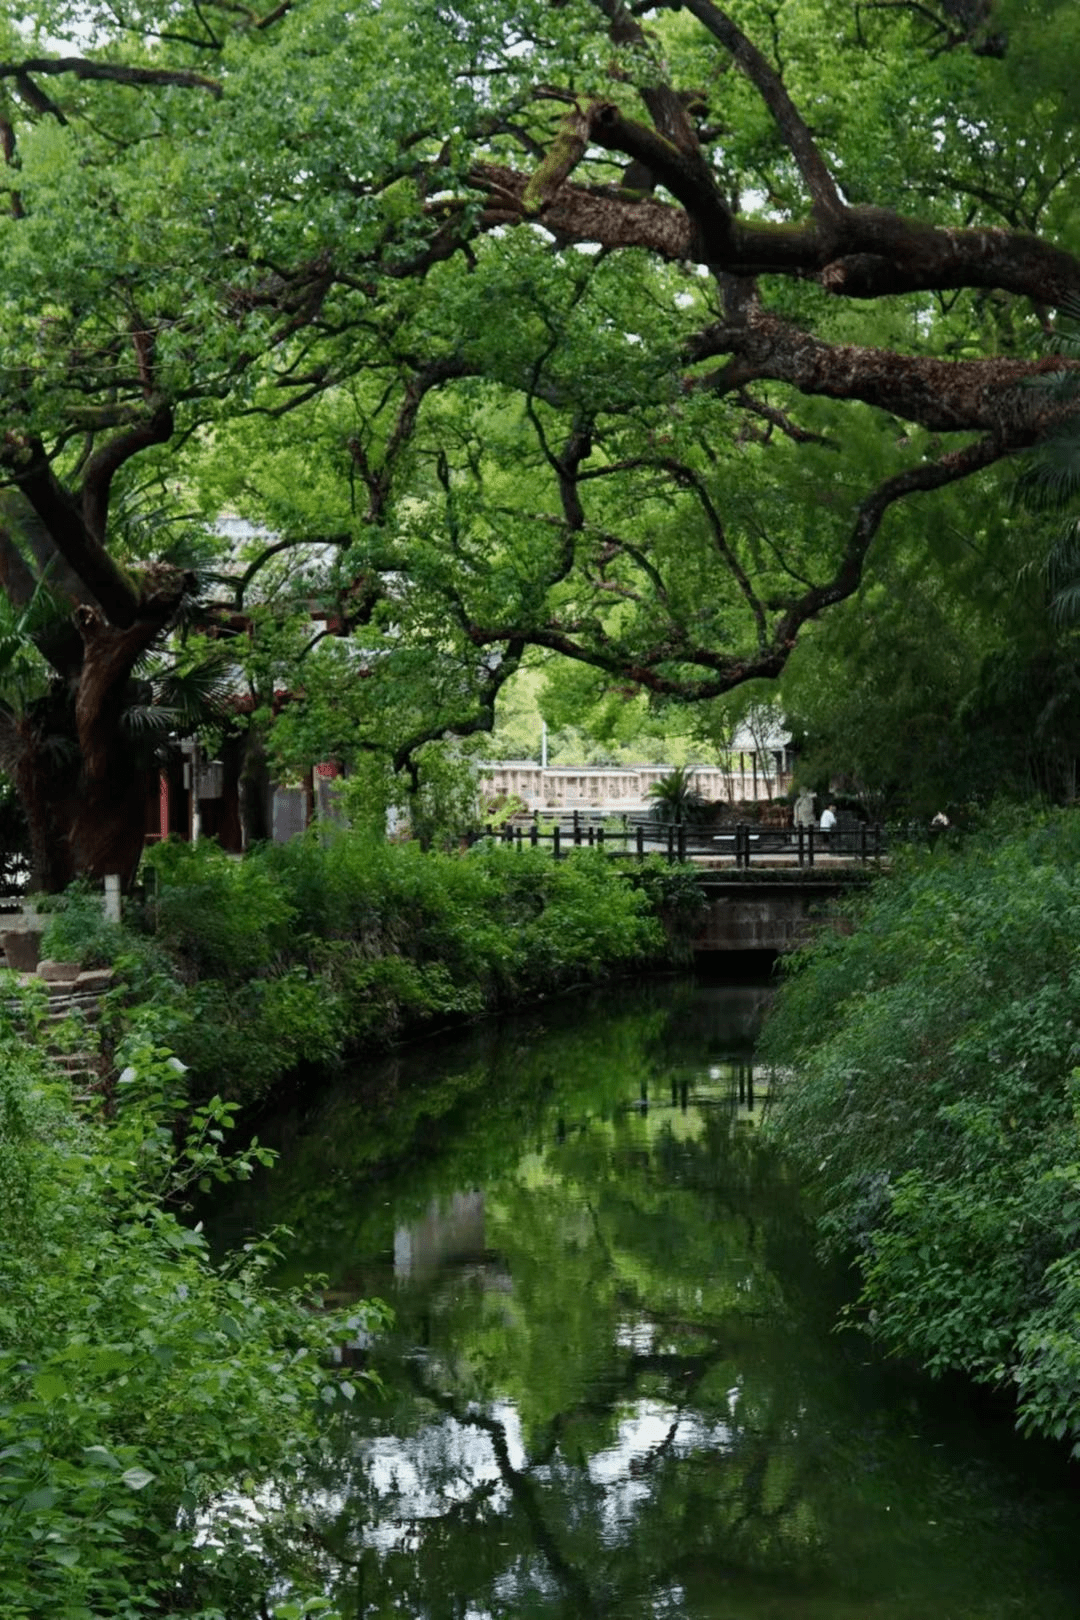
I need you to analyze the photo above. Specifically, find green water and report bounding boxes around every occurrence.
[219,981,1080,1618]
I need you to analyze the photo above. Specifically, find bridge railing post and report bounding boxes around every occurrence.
[677,824,687,863]
[797,825,805,868]
[636,824,644,861]
[666,823,675,863]
[808,826,815,867]
[553,825,561,860]
[573,810,581,846]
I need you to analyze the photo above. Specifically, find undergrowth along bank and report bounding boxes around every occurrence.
[0,833,699,1614]
[40,832,700,1104]
[762,808,1080,1453]
[0,994,384,1619]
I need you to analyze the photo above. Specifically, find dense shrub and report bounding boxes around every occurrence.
[39,882,129,969]
[143,839,295,978]
[120,834,668,1101]
[763,808,1080,1450]
[0,984,381,1617]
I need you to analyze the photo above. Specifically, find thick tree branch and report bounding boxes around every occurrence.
[522,106,591,215]
[0,489,95,612]
[470,155,1080,309]
[586,103,734,256]
[0,526,40,616]
[672,0,845,226]
[686,306,1079,438]
[463,436,1014,700]
[772,433,1007,641]
[1,57,222,99]
[2,436,139,627]
[468,163,695,259]
[81,397,175,543]
[593,0,703,154]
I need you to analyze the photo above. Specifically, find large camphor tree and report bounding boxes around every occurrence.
[1,0,1078,885]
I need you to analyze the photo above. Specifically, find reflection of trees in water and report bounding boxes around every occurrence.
[221,985,1080,1619]
[298,1346,828,1619]
[288,1111,833,1619]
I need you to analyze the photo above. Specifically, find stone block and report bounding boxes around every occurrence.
[75,968,115,992]
[37,958,81,983]
[2,929,44,973]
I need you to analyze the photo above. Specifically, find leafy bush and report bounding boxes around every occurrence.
[500,847,661,987]
[625,857,706,959]
[105,834,670,1101]
[763,808,1080,1450]
[0,987,384,1617]
[38,882,128,968]
[142,838,295,978]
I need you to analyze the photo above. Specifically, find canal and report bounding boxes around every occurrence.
[217,979,1080,1618]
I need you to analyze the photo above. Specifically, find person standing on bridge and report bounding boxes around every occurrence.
[794,789,815,829]
[819,804,837,835]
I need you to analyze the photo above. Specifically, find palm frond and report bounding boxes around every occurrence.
[1015,426,1080,512]
[108,485,222,572]
[120,704,181,738]
[132,639,238,735]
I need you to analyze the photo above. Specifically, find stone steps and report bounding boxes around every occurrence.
[4,959,115,1090]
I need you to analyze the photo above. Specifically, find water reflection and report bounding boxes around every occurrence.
[215,983,1080,1618]
[393,1192,489,1284]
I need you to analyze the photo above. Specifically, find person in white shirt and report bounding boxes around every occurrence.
[819,804,837,833]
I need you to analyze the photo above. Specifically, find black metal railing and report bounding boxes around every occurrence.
[471,810,887,867]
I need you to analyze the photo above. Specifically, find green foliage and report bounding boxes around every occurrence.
[142,838,296,978]
[39,882,128,968]
[646,765,710,825]
[0,992,382,1617]
[763,809,1080,1449]
[775,476,1076,817]
[624,855,706,960]
[92,835,670,1102]
[4,0,1080,893]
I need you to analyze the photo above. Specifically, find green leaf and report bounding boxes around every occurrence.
[31,1371,66,1404]
[82,1446,121,1471]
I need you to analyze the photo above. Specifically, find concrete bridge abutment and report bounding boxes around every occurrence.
[691,877,859,957]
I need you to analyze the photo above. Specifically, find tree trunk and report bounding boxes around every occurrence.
[8,607,171,893]
[239,719,273,846]
[13,715,151,893]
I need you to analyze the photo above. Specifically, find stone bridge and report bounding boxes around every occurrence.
[691,872,865,955]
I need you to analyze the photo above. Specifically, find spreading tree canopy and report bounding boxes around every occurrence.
[2,0,1078,881]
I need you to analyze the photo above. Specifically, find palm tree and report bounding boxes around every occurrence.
[646,764,708,825]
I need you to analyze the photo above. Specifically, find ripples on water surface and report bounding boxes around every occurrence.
[217,981,1080,1618]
